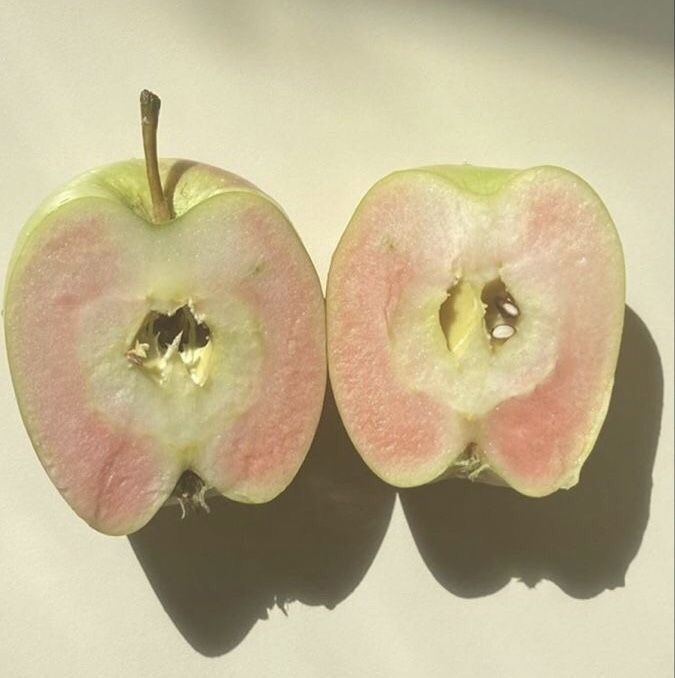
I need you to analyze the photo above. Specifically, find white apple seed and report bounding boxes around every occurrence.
[491,324,516,340]
[497,298,519,318]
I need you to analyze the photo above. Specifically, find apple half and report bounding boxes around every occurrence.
[327,165,624,496]
[4,93,326,535]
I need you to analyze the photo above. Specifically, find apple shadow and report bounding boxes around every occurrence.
[128,388,396,656]
[400,306,663,598]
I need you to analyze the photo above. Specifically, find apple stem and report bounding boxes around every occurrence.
[140,90,172,223]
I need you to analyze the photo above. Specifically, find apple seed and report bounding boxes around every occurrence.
[496,298,519,318]
[490,324,516,340]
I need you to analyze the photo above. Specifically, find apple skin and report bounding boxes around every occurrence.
[4,159,326,535]
[6,159,257,277]
[326,164,625,497]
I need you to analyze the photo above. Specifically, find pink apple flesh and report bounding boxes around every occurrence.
[327,165,624,496]
[5,160,326,535]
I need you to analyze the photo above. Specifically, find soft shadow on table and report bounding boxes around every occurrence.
[400,307,662,598]
[128,388,395,656]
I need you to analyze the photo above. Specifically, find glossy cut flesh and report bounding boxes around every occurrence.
[5,160,326,535]
[327,165,624,496]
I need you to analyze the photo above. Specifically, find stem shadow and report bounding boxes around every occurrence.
[128,388,396,656]
[400,306,662,598]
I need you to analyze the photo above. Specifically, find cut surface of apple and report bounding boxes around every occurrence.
[5,158,326,535]
[327,165,624,496]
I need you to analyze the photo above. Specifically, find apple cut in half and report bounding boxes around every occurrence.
[327,165,624,496]
[4,93,326,535]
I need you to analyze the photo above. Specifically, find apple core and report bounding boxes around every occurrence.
[127,302,212,387]
[439,276,520,357]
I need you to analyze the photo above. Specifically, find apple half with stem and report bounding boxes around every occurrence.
[4,92,326,535]
[327,165,624,496]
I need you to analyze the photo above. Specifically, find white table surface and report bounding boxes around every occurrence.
[1,1,672,676]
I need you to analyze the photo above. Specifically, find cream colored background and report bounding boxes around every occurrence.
[1,1,673,676]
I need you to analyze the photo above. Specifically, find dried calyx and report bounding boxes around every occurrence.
[170,470,211,519]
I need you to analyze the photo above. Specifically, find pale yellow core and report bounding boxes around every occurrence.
[439,280,486,356]
[126,302,213,387]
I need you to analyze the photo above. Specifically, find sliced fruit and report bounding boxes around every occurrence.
[327,165,624,496]
[5,146,325,534]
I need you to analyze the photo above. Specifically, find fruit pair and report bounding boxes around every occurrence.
[4,93,624,535]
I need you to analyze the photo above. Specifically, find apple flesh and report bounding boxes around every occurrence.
[4,159,326,534]
[327,165,624,496]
